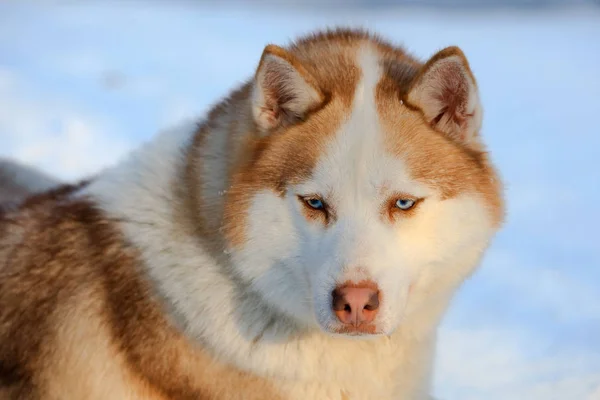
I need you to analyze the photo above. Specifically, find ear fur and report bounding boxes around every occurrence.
[252,45,324,133]
[405,46,482,144]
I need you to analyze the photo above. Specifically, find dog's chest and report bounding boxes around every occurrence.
[250,327,435,400]
[276,379,398,400]
[255,337,411,400]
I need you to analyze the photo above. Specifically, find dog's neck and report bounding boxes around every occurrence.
[85,96,312,356]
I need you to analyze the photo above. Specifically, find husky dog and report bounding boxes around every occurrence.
[0,28,504,399]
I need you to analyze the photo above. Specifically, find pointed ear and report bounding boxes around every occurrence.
[252,45,325,133]
[406,46,482,144]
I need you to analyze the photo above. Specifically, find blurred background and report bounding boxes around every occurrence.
[1,1,599,399]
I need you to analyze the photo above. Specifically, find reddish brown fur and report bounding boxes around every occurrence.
[0,186,282,399]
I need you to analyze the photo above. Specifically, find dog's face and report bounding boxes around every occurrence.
[224,38,503,337]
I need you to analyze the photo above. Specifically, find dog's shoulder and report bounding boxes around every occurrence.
[0,180,284,399]
[0,180,117,397]
[0,180,95,270]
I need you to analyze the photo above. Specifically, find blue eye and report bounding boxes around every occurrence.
[395,198,415,210]
[306,198,324,210]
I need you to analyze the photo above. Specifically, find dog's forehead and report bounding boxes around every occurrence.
[304,46,428,198]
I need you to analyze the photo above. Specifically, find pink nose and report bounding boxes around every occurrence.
[331,283,380,326]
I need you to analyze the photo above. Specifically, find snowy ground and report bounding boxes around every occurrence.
[1,2,599,399]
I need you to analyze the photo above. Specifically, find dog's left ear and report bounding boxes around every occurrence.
[406,47,482,144]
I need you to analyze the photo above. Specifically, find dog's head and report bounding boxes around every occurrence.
[223,30,504,337]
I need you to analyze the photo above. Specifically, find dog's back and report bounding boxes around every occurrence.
[0,160,60,203]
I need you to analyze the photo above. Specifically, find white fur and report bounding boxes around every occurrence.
[86,44,497,399]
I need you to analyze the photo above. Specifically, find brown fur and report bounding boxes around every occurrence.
[0,186,283,399]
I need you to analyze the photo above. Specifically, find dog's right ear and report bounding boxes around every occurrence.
[252,45,325,134]
[405,46,482,145]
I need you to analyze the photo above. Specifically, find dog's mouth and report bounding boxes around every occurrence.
[330,323,380,336]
